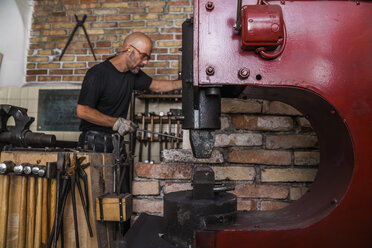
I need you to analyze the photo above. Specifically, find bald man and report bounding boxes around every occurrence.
[76,32,181,152]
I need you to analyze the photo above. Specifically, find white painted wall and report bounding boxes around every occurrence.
[0,0,33,86]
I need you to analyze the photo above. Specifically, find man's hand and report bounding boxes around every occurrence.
[113,117,137,136]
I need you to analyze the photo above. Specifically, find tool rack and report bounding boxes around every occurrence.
[131,89,183,163]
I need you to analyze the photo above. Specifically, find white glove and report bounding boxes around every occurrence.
[113,117,137,136]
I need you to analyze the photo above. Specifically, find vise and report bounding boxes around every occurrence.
[0,104,56,150]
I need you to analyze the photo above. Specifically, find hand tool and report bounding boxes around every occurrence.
[38,168,46,177]
[0,175,10,248]
[159,112,164,159]
[147,112,155,162]
[49,170,61,248]
[23,163,32,175]
[17,176,27,248]
[59,15,96,61]
[171,132,175,149]
[112,133,122,194]
[167,112,173,148]
[34,177,43,248]
[26,176,36,248]
[69,156,80,248]
[164,132,169,149]
[77,163,90,212]
[14,164,24,175]
[138,113,146,162]
[176,117,181,148]
[49,178,57,234]
[136,129,183,140]
[75,168,93,237]
[0,161,15,174]
[41,177,48,247]
[48,153,92,248]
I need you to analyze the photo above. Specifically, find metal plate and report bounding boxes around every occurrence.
[37,89,80,131]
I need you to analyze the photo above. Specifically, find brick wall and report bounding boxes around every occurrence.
[132,99,319,216]
[27,0,193,84]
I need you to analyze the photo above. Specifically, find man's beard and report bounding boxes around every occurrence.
[130,66,141,74]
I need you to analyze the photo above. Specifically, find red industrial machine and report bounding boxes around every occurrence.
[124,0,372,247]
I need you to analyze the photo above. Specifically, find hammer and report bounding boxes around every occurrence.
[17,176,28,248]
[26,176,36,248]
[0,174,10,248]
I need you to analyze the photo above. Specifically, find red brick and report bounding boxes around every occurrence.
[96,41,111,47]
[296,117,313,132]
[161,28,182,33]
[294,151,320,165]
[120,8,146,14]
[63,76,84,81]
[77,56,96,61]
[263,101,302,116]
[228,149,291,165]
[47,16,70,22]
[163,183,192,194]
[32,24,51,29]
[290,186,310,200]
[169,1,190,6]
[105,15,131,21]
[231,116,293,131]
[157,69,178,74]
[149,8,164,13]
[92,22,118,28]
[162,150,224,164]
[52,12,66,17]
[261,201,290,210]
[135,162,192,180]
[215,133,262,147]
[266,135,318,149]
[233,183,288,199]
[38,76,61,81]
[27,70,47,75]
[132,181,159,195]
[49,69,73,75]
[237,200,257,211]
[91,48,109,54]
[74,69,88,74]
[26,76,37,82]
[157,55,180,60]
[132,199,163,214]
[213,166,255,181]
[221,99,261,114]
[261,168,318,182]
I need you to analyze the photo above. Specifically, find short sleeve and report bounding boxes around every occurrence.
[77,70,101,108]
[133,70,152,90]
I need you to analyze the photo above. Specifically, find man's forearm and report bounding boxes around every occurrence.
[149,80,182,92]
[76,104,117,127]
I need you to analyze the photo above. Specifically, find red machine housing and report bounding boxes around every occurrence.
[192,0,372,247]
[241,4,284,49]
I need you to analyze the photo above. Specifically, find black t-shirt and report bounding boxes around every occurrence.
[78,59,152,133]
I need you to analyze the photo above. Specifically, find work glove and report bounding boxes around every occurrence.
[113,117,137,136]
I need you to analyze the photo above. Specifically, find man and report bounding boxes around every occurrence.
[76,32,182,152]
